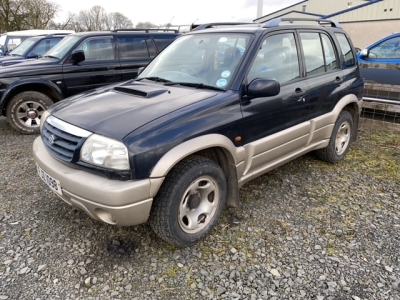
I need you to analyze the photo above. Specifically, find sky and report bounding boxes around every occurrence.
[51,0,304,26]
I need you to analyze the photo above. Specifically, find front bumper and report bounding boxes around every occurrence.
[33,137,164,226]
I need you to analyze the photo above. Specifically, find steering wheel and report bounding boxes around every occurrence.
[178,65,199,77]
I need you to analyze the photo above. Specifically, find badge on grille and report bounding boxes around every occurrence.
[49,134,57,145]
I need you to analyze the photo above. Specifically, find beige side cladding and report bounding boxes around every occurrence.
[341,19,400,49]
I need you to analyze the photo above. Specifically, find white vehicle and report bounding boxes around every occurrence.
[0,29,74,56]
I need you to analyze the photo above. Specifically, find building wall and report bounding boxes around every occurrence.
[341,19,400,48]
[256,0,366,22]
[333,0,400,22]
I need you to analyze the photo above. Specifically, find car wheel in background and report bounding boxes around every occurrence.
[7,91,53,134]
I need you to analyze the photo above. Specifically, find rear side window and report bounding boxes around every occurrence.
[118,36,157,59]
[335,33,355,68]
[153,35,176,51]
[299,32,338,76]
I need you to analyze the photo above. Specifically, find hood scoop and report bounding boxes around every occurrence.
[113,84,169,98]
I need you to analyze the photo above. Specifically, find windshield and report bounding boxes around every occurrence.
[137,33,252,90]
[9,39,36,56]
[43,35,80,60]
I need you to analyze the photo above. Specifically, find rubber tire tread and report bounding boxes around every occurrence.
[149,155,227,248]
[6,91,53,134]
[315,110,353,163]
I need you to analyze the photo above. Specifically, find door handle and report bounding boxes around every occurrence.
[291,88,306,97]
[107,66,116,70]
[334,77,343,84]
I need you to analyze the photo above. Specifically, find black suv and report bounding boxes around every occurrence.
[0,29,179,133]
[0,33,69,66]
[33,18,364,247]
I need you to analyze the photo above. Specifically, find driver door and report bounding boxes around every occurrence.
[62,36,122,97]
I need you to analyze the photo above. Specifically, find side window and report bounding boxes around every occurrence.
[300,32,325,76]
[368,36,400,58]
[76,37,115,61]
[248,32,300,84]
[32,38,61,55]
[335,33,355,67]
[117,36,150,59]
[321,34,338,71]
[153,35,176,52]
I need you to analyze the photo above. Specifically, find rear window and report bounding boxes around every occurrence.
[335,33,355,68]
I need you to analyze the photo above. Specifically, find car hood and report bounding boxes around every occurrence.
[0,57,54,70]
[0,56,22,62]
[51,81,218,140]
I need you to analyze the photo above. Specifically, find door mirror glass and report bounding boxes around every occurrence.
[247,78,280,98]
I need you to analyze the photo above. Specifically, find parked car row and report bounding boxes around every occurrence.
[357,32,400,117]
[0,29,179,133]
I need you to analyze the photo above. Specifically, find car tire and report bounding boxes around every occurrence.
[7,91,53,134]
[149,155,227,248]
[315,110,353,163]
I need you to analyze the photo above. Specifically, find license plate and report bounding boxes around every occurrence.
[37,164,62,196]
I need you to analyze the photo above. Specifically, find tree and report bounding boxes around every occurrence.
[0,0,58,32]
[77,5,109,31]
[22,0,59,29]
[135,21,157,29]
[109,12,133,30]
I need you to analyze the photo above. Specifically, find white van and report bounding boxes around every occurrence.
[0,29,75,55]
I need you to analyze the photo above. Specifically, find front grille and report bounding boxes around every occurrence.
[42,120,85,162]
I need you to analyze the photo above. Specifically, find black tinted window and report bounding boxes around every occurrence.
[118,36,149,59]
[153,35,176,51]
[335,33,355,67]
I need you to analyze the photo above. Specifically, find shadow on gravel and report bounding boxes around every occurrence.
[106,238,138,257]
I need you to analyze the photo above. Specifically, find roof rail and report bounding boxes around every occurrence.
[112,28,178,33]
[191,22,255,31]
[263,17,341,29]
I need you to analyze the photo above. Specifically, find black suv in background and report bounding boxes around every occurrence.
[0,33,70,66]
[33,18,364,247]
[0,29,179,133]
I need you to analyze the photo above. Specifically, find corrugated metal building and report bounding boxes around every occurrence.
[254,0,400,48]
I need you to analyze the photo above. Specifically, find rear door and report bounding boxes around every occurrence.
[117,34,156,81]
[299,30,345,120]
[62,35,122,97]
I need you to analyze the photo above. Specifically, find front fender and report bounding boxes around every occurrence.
[0,78,64,112]
[150,134,245,178]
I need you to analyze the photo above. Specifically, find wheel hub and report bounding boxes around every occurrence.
[187,194,201,210]
[27,109,38,119]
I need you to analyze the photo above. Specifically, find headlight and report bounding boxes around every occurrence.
[40,110,50,133]
[80,134,129,170]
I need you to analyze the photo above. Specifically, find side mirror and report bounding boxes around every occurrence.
[359,48,369,58]
[247,78,280,98]
[26,52,38,59]
[70,50,85,64]
[138,67,145,75]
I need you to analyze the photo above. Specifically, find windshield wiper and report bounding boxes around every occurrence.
[136,76,171,83]
[11,54,22,56]
[42,55,59,60]
[164,82,225,91]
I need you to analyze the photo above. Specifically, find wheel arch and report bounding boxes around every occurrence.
[150,134,245,207]
[2,81,63,116]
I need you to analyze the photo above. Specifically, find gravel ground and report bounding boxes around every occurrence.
[1,116,399,300]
